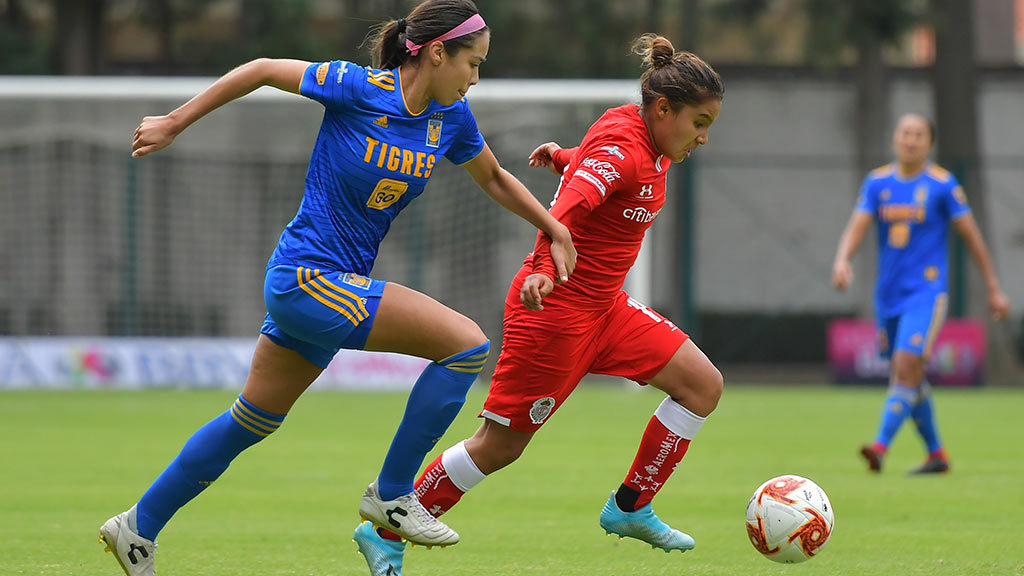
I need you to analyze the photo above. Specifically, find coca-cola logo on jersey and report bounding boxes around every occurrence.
[580,157,621,183]
[623,206,661,223]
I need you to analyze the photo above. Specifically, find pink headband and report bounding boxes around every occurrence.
[405,13,487,56]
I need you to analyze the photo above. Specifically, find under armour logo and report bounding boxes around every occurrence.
[386,506,408,528]
[638,184,654,199]
[127,543,149,564]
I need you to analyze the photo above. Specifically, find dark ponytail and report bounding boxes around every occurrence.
[632,33,724,110]
[369,0,487,69]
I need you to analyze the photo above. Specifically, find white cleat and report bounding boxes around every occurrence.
[99,505,157,576]
[358,481,459,547]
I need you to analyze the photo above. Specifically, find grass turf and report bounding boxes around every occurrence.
[1,384,1022,575]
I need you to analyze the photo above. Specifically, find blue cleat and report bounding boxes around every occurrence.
[599,492,695,553]
[353,521,406,576]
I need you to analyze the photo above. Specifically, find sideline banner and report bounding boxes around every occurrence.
[827,318,986,386]
[0,337,430,391]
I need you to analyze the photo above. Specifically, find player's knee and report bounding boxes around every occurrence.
[442,315,488,360]
[478,436,528,473]
[493,439,527,469]
[689,366,723,416]
[891,354,925,385]
[674,366,722,417]
[467,421,530,473]
[438,339,490,374]
[704,366,724,411]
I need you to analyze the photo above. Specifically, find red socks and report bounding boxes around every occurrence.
[622,415,692,509]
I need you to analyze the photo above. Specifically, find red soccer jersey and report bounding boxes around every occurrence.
[528,104,671,308]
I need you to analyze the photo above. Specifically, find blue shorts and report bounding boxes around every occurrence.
[877,292,948,359]
[260,264,386,368]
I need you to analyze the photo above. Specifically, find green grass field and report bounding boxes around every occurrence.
[2,384,1022,575]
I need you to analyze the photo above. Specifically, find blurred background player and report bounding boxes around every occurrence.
[831,113,1010,475]
[98,1,577,574]
[353,34,723,576]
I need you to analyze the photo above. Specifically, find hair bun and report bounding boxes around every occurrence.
[649,37,674,68]
[396,18,407,34]
[632,33,676,70]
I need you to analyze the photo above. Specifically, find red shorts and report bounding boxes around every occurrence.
[480,270,689,432]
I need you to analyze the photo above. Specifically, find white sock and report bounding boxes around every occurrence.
[441,440,486,492]
[653,397,706,440]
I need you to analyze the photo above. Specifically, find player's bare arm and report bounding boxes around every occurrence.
[951,214,1011,321]
[463,144,576,282]
[831,211,872,291]
[132,58,308,158]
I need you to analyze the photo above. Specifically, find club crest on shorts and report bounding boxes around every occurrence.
[341,273,371,288]
[529,396,556,424]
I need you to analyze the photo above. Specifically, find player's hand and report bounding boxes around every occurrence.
[132,114,182,158]
[549,224,576,284]
[521,273,555,311]
[988,287,1010,321]
[528,142,563,175]
[831,260,853,291]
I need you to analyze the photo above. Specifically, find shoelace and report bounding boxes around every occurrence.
[398,494,441,527]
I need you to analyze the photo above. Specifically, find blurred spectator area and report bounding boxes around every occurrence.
[1,0,1023,76]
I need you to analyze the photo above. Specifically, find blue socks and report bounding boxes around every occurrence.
[376,340,490,501]
[873,383,916,450]
[911,381,942,453]
[135,395,285,541]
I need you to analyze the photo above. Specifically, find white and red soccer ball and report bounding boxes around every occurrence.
[745,475,835,563]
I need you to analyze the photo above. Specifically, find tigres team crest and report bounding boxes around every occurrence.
[341,273,371,289]
[914,184,929,205]
[426,119,442,148]
[529,396,556,424]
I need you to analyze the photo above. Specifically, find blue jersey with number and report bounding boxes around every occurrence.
[854,163,971,318]
[267,60,486,274]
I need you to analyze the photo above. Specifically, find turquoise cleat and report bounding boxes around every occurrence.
[353,521,406,576]
[599,492,695,553]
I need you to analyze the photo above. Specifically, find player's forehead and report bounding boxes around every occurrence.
[692,98,722,121]
[460,30,489,61]
[895,115,928,134]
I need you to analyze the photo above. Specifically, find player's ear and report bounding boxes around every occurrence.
[428,41,445,66]
[657,96,671,118]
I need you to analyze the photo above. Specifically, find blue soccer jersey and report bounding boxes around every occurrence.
[855,163,971,318]
[268,60,486,274]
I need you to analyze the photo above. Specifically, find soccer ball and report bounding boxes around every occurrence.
[745,475,834,563]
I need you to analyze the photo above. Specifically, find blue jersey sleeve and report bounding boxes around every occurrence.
[940,177,971,221]
[444,101,486,165]
[299,60,362,110]
[854,176,878,216]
